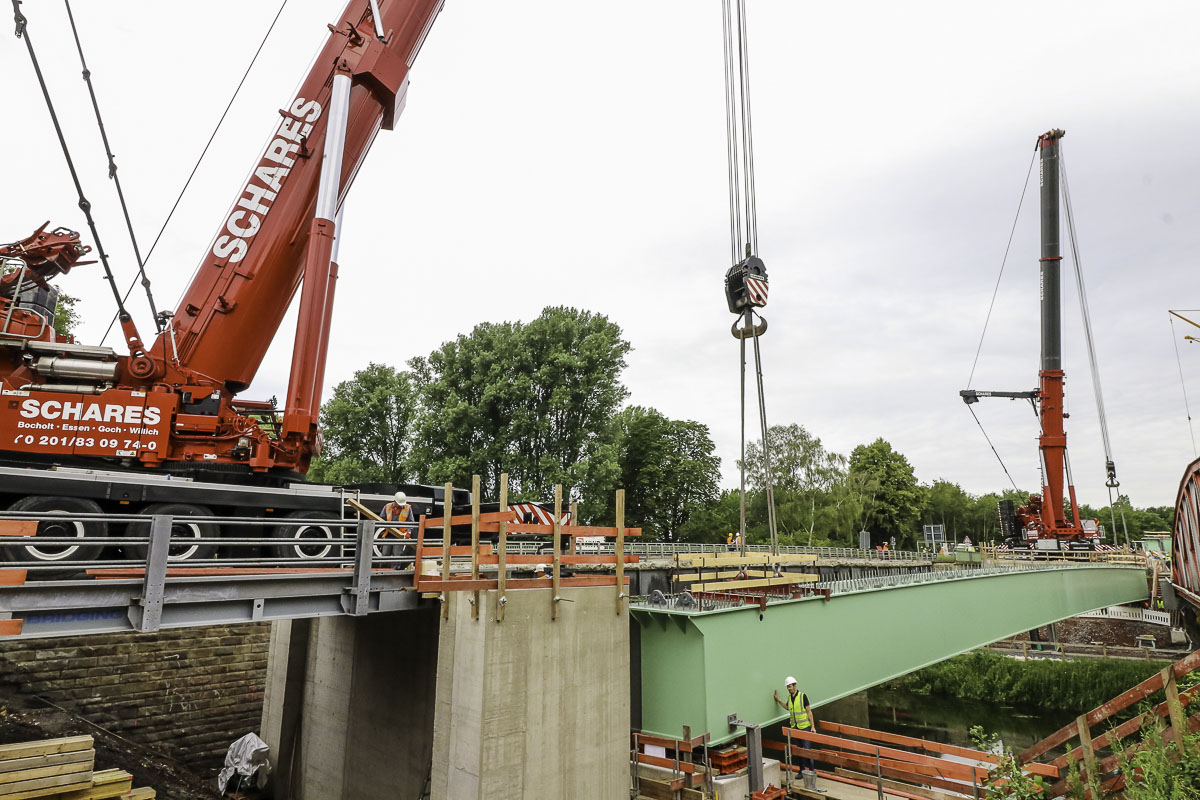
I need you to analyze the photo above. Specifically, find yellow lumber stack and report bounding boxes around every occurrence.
[0,738,154,800]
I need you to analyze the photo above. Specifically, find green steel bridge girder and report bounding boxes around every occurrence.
[631,565,1149,745]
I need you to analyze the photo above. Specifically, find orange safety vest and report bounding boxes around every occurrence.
[382,503,413,538]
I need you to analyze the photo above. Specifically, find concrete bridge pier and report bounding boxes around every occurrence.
[261,608,441,799]
[262,585,630,800]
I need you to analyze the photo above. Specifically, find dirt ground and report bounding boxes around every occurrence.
[0,692,219,800]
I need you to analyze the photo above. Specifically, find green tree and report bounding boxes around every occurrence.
[740,424,852,545]
[921,480,974,540]
[308,363,416,485]
[408,307,630,507]
[54,293,79,338]
[595,407,720,539]
[848,438,925,548]
[677,489,742,543]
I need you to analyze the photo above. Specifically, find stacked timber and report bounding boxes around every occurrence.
[0,737,154,800]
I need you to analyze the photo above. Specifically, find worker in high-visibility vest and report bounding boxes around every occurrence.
[381,491,415,568]
[775,676,817,771]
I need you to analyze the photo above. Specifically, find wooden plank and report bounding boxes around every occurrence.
[0,620,23,637]
[475,554,638,565]
[818,720,1058,778]
[635,733,696,753]
[441,482,452,619]
[121,790,155,800]
[0,760,93,785]
[635,753,702,774]
[0,749,92,775]
[58,770,133,800]
[0,770,96,797]
[832,767,964,800]
[0,571,25,587]
[688,574,819,592]
[497,474,507,623]
[786,728,990,781]
[762,743,973,796]
[0,737,92,761]
[1163,665,1187,749]
[0,522,36,537]
[0,779,92,800]
[471,475,480,620]
[505,523,643,537]
[551,484,562,620]
[616,489,626,615]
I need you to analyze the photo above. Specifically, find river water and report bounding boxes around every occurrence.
[822,684,1079,757]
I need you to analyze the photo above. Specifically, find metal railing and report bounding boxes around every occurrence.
[501,539,928,561]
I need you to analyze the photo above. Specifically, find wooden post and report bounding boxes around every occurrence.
[552,484,562,620]
[616,488,626,615]
[471,475,480,620]
[1161,665,1187,749]
[569,501,579,555]
[1076,714,1099,796]
[441,482,452,620]
[414,515,426,591]
[497,473,508,622]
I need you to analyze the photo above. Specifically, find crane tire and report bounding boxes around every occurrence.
[269,511,341,562]
[125,503,220,563]
[5,495,107,568]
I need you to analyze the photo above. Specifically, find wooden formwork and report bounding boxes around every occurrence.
[630,730,712,800]
[412,475,641,621]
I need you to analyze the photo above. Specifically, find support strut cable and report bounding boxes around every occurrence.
[1060,144,1128,544]
[13,0,130,322]
[100,0,290,345]
[967,149,1036,389]
[1169,313,1199,457]
[62,0,161,332]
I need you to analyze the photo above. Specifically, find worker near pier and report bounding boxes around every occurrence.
[775,676,816,771]
[381,492,415,568]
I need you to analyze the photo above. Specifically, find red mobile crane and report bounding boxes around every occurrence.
[0,1,467,563]
[960,130,1101,551]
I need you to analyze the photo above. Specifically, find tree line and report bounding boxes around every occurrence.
[311,306,1173,546]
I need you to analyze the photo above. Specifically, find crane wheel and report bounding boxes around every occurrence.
[4,496,107,567]
[268,511,340,561]
[125,504,219,563]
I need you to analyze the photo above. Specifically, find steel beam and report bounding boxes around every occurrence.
[632,565,1149,745]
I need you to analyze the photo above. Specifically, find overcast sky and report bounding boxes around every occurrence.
[4,1,1199,509]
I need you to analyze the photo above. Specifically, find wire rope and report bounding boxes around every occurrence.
[966,150,1036,388]
[720,0,742,264]
[100,0,290,345]
[968,404,1020,492]
[1060,144,1128,544]
[1170,314,1199,457]
[62,0,161,332]
[13,0,129,322]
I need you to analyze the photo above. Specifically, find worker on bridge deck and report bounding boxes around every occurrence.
[775,676,816,772]
[381,491,415,568]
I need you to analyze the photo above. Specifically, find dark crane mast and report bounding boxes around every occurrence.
[961,130,1100,550]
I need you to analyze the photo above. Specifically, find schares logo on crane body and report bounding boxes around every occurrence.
[211,96,324,264]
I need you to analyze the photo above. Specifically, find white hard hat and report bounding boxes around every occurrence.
[536,564,546,572]
[785,676,797,686]
[394,491,408,504]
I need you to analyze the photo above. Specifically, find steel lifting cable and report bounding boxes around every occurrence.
[1169,314,1199,457]
[62,0,161,332]
[720,0,742,264]
[1059,144,1128,544]
[964,148,1037,486]
[100,0,290,345]
[12,0,130,321]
